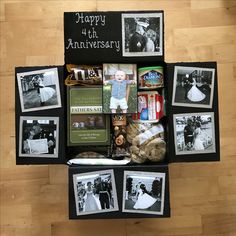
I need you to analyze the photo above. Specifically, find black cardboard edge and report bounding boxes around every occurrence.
[166,61,220,163]
[68,164,170,219]
[15,65,67,165]
[63,10,165,64]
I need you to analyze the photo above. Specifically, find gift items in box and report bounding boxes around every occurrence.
[15,11,220,219]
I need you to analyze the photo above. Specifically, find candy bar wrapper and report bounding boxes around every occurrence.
[65,64,103,86]
[132,91,164,123]
[111,115,130,159]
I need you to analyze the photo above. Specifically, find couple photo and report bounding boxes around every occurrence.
[122,12,163,57]
[17,68,61,112]
[174,113,216,155]
[172,66,215,109]
[123,171,165,215]
[19,116,59,158]
[73,170,118,216]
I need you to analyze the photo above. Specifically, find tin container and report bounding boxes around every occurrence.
[138,66,164,89]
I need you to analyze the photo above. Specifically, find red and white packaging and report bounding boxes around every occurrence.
[132,91,164,123]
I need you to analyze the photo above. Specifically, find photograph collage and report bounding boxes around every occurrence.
[72,170,166,216]
[14,10,220,221]
[17,68,62,158]
[171,66,217,156]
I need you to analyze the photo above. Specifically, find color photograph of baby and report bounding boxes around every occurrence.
[103,64,137,114]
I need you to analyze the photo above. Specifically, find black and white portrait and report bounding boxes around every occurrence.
[73,170,118,216]
[172,66,215,108]
[19,116,59,157]
[173,113,216,155]
[122,13,163,57]
[17,68,62,112]
[122,171,165,215]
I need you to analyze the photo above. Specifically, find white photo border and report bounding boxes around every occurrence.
[73,169,119,216]
[172,66,215,108]
[122,170,166,215]
[173,112,216,155]
[17,68,62,112]
[19,116,59,158]
[121,12,163,57]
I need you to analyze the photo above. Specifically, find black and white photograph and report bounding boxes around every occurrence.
[122,13,163,57]
[173,112,216,155]
[17,68,62,112]
[122,171,165,215]
[73,170,119,216]
[172,66,215,108]
[19,116,59,157]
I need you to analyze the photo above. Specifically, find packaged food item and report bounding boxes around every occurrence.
[65,64,103,86]
[127,120,166,163]
[132,91,164,123]
[111,115,130,158]
[138,66,164,89]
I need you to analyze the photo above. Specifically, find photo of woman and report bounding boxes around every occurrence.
[123,171,165,215]
[83,182,100,212]
[122,12,163,57]
[133,183,157,210]
[36,76,56,106]
[17,68,62,112]
[172,66,215,108]
[19,116,59,158]
[73,170,118,216]
[173,113,216,155]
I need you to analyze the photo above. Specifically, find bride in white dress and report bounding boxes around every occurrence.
[83,182,101,212]
[193,122,205,150]
[38,77,56,104]
[133,184,157,209]
[187,78,206,102]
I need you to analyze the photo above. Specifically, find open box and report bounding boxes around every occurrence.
[15,11,220,219]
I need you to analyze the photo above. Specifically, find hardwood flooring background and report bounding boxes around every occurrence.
[1,0,236,235]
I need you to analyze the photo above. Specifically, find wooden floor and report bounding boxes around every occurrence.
[1,0,236,235]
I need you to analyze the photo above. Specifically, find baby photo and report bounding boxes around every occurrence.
[122,171,165,215]
[173,112,216,155]
[172,66,215,108]
[73,170,119,216]
[102,64,137,114]
[19,116,59,158]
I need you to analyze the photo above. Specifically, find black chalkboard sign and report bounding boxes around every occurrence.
[64,11,164,64]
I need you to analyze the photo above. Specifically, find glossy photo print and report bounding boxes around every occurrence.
[122,171,165,215]
[19,116,59,158]
[173,112,216,155]
[172,66,215,108]
[122,12,163,57]
[17,68,62,112]
[103,63,137,114]
[73,170,119,216]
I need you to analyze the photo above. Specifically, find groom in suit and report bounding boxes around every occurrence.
[184,118,194,150]
[95,178,111,209]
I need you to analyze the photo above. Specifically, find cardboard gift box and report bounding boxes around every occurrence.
[15,11,220,219]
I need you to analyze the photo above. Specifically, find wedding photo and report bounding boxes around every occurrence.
[122,12,163,57]
[122,171,165,215]
[173,112,216,155]
[73,170,119,216]
[19,116,59,157]
[17,68,62,112]
[172,66,215,108]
